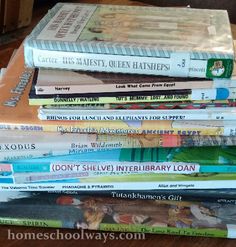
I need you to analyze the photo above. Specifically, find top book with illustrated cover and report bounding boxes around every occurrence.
[24,3,235,79]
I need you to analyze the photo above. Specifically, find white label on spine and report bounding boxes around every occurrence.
[224,127,236,136]
[32,49,207,78]
[170,52,191,77]
[188,59,208,78]
[49,162,200,174]
[37,5,97,42]
[191,89,217,100]
[227,225,236,238]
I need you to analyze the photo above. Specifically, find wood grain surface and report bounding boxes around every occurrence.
[0,0,236,246]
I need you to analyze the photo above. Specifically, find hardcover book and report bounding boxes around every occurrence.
[24,3,234,78]
[1,192,236,238]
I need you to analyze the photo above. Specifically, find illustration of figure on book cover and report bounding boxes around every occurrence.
[56,196,236,230]
[80,6,217,47]
[1,192,236,233]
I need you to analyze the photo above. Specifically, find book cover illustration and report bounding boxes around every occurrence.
[24,4,234,78]
[0,192,236,238]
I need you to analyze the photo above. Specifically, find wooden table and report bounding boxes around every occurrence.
[0,0,236,246]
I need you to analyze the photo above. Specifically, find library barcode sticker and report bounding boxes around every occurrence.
[191,89,217,101]
[170,52,191,77]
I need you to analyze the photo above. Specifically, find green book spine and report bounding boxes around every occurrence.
[0,217,62,228]
[99,224,229,238]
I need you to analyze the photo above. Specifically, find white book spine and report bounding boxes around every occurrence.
[0,149,100,161]
[0,132,140,153]
[1,180,236,191]
[31,48,207,78]
[35,78,236,95]
[35,81,210,95]
[38,108,236,121]
[0,140,124,153]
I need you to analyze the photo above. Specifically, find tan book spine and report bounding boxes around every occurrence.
[1,0,33,33]
[0,0,5,33]
[3,0,20,33]
[18,0,34,28]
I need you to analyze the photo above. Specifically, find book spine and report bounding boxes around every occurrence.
[0,216,232,238]
[2,135,236,153]
[27,95,196,105]
[29,90,236,105]
[35,80,236,99]
[106,101,236,110]
[35,80,216,95]
[38,107,236,121]
[3,163,236,182]
[34,77,236,96]
[0,120,236,136]
[41,101,236,110]
[5,161,236,173]
[3,162,202,174]
[0,140,102,152]
[43,190,236,205]
[18,0,34,28]
[2,180,236,191]
[12,170,130,183]
[99,224,231,239]
[0,0,4,34]
[3,0,20,33]
[0,217,62,228]
[28,48,234,79]
[0,149,102,161]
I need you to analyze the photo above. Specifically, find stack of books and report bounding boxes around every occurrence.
[1,2,236,239]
